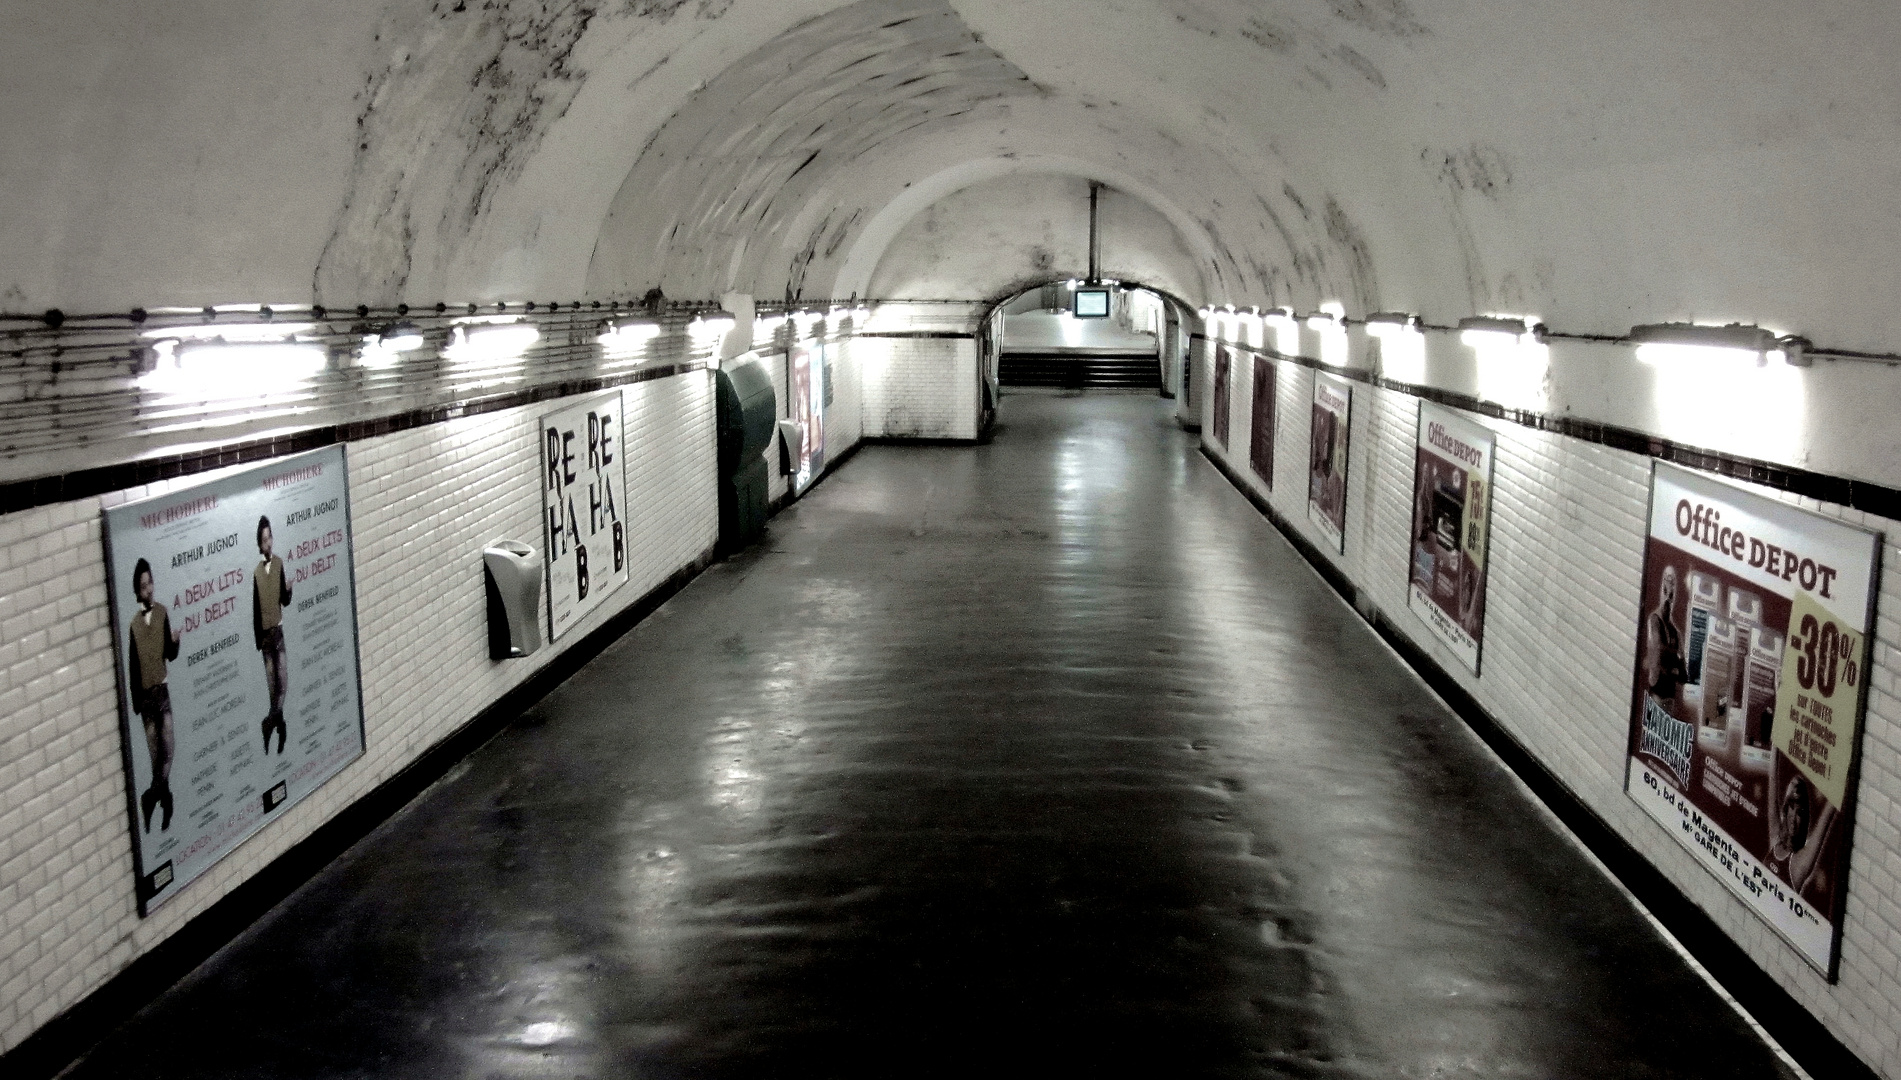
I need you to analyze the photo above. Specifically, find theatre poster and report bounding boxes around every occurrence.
[1249,354,1276,487]
[1307,374,1351,553]
[1406,402,1495,674]
[1625,462,1880,976]
[542,390,630,641]
[1212,345,1232,449]
[103,446,366,914]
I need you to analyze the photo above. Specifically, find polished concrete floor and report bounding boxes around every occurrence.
[70,394,1797,1079]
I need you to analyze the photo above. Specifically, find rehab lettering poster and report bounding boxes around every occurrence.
[1625,462,1879,975]
[1406,402,1495,673]
[103,446,365,914]
[542,390,630,641]
[1212,345,1232,449]
[1249,354,1276,487]
[1307,374,1352,553]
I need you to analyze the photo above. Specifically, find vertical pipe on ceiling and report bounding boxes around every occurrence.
[1087,181,1103,285]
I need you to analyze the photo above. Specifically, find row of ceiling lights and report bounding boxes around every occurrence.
[132,304,874,393]
[1197,304,1817,369]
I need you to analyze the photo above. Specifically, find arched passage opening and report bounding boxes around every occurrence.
[963,278,1198,436]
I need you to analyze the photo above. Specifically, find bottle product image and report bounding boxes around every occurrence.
[1700,616,1739,732]
[1723,589,1763,724]
[1740,626,1783,772]
[1684,571,1723,713]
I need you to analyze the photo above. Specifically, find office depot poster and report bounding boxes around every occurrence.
[542,390,630,641]
[1211,345,1232,449]
[1625,462,1879,975]
[103,446,365,914]
[1307,374,1352,552]
[1249,354,1276,487]
[1406,402,1495,673]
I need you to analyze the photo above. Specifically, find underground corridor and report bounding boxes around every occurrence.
[57,394,1798,1079]
[6,4,1901,1079]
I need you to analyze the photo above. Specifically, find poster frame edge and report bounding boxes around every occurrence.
[99,508,156,918]
[537,387,631,643]
[1406,398,1489,677]
[334,443,371,817]
[1307,372,1350,556]
[1626,458,1886,982]
[101,443,367,917]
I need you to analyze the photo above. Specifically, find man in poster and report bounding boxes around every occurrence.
[106,445,367,913]
[1645,566,1688,708]
[128,558,181,833]
[253,515,292,755]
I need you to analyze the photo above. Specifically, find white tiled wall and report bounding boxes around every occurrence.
[1199,336,1901,1079]
[0,302,970,1057]
[0,370,718,1054]
[857,302,983,442]
[860,337,979,441]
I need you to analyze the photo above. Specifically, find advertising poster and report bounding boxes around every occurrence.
[1625,463,1880,975]
[103,446,365,914]
[1308,374,1352,553]
[1212,345,1232,449]
[1406,402,1495,673]
[542,390,629,641]
[1249,355,1276,487]
[791,343,827,491]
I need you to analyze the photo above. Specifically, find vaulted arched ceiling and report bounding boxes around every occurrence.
[3,0,1897,349]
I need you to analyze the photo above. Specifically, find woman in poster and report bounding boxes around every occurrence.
[128,558,181,832]
[253,516,292,755]
[1772,759,1842,907]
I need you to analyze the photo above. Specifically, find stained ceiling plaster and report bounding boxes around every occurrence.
[2,0,1899,349]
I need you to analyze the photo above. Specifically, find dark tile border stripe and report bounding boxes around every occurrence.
[1199,445,1877,1080]
[1,544,719,1080]
[0,362,707,516]
[1189,333,1901,521]
[852,331,976,340]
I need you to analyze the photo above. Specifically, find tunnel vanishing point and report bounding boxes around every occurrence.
[4,2,1901,1078]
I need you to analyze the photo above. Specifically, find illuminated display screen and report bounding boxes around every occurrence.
[1073,289,1110,319]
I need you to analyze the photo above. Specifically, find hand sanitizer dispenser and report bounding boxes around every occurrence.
[484,541,542,660]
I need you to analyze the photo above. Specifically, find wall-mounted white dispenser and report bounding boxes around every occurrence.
[483,541,543,660]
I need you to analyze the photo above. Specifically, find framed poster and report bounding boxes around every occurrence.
[1211,345,1232,449]
[1406,402,1495,673]
[791,343,827,491]
[542,390,629,641]
[1308,374,1352,553]
[1249,354,1276,487]
[1625,462,1880,976]
[103,446,366,914]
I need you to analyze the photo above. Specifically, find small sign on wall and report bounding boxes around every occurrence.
[1624,462,1880,977]
[1405,402,1495,673]
[102,446,366,914]
[1307,374,1352,553]
[541,390,630,641]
